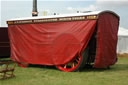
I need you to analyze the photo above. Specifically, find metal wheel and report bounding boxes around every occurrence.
[56,55,82,72]
[56,48,88,72]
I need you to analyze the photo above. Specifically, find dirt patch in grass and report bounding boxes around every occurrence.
[117,53,128,58]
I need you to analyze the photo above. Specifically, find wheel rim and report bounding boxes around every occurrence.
[56,55,82,72]
[18,62,29,68]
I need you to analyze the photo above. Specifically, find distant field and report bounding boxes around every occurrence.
[0,55,128,85]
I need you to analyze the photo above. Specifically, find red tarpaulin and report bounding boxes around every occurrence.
[8,20,96,65]
[7,11,119,68]
[94,13,119,68]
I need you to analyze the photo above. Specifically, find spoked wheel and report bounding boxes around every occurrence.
[56,48,88,72]
[17,62,29,68]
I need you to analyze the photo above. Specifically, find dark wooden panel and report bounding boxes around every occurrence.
[0,27,10,57]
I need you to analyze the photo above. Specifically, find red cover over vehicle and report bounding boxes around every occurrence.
[7,11,119,68]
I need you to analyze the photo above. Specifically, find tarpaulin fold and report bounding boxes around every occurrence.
[8,20,97,65]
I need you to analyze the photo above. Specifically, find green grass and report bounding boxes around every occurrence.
[0,57,128,85]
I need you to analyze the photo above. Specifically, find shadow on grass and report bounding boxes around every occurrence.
[15,62,128,72]
[25,63,128,72]
[28,64,57,70]
[81,63,128,72]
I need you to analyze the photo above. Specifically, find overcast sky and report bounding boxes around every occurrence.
[0,0,128,29]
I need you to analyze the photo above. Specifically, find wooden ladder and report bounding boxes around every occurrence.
[0,60,16,80]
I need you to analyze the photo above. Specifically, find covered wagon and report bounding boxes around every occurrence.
[7,10,120,72]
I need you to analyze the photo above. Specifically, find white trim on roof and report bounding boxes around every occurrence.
[7,11,101,21]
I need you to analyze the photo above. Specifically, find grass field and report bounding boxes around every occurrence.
[0,55,128,85]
